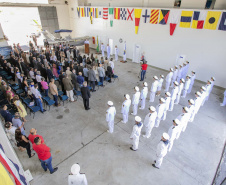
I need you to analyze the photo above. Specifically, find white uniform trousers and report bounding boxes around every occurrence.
[182,121,188,132]
[107,53,110,59]
[181,89,188,98]
[155,117,161,127]
[149,91,156,102]
[140,98,146,109]
[169,99,175,111]
[66,90,74,102]
[144,125,154,138]
[115,54,118,61]
[221,96,226,106]
[162,110,167,121]
[102,50,105,57]
[122,113,128,123]
[132,137,139,150]
[108,121,114,133]
[155,155,164,168]
[168,139,175,152]
[133,104,138,115]
[174,94,181,104]
[165,81,170,91]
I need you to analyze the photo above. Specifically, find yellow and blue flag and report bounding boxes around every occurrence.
[180,11,193,28]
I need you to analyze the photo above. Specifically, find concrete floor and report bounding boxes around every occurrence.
[14,54,226,185]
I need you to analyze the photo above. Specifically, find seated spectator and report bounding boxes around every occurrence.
[28,128,45,144]
[13,95,27,122]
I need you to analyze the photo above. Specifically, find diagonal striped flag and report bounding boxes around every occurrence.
[150,9,159,24]
[103,8,108,20]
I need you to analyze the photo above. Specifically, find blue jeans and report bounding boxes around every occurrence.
[36,98,44,112]
[99,77,104,85]
[141,70,146,81]
[40,156,54,173]
[53,95,58,106]
[44,89,48,97]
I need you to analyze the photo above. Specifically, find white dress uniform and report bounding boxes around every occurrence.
[101,44,105,57]
[106,106,116,133]
[162,96,171,120]
[168,125,180,152]
[204,84,211,103]
[140,87,148,109]
[157,78,164,92]
[177,67,183,83]
[169,86,179,111]
[150,80,159,102]
[165,72,173,91]
[107,46,111,59]
[121,99,131,123]
[68,174,88,185]
[132,91,141,115]
[190,97,202,122]
[182,78,191,98]
[221,90,226,106]
[171,69,178,87]
[175,113,189,139]
[201,91,207,106]
[115,47,119,61]
[130,122,143,150]
[155,103,165,127]
[188,74,196,93]
[155,140,169,168]
[188,104,195,122]
[143,111,157,138]
[175,82,184,104]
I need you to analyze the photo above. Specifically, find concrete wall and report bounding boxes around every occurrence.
[180,0,206,9]
[214,0,226,9]
[69,6,226,88]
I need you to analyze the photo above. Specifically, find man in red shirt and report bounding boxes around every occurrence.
[140,60,148,81]
[28,128,45,144]
[33,137,58,174]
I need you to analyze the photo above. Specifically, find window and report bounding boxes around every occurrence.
[174,0,182,8]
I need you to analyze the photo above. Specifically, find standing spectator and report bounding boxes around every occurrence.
[49,78,60,107]
[81,81,91,110]
[34,84,45,113]
[71,69,78,90]
[15,128,35,158]
[97,64,105,86]
[77,72,84,88]
[28,128,45,144]
[12,113,26,136]
[47,66,54,82]
[140,61,148,81]
[68,164,88,185]
[41,78,49,97]
[13,95,27,122]
[66,67,72,81]
[62,75,75,102]
[88,66,96,92]
[33,137,58,174]
[5,122,17,146]
[83,65,89,82]
[0,105,13,122]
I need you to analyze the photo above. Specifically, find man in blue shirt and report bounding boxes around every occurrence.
[77,72,84,88]
[0,105,13,122]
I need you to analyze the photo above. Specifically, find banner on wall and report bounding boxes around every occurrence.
[159,10,170,25]
[218,12,226,31]
[180,11,193,28]
[142,9,150,23]
[191,11,207,29]
[204,11,221,30]
[135,9,142,34]
[150,9,159,24]
[127,8,134,21]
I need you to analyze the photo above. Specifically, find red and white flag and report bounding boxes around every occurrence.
[169,9,181,36]
[103,8,108,20]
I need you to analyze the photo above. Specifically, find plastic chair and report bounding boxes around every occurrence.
[58,95,68,105]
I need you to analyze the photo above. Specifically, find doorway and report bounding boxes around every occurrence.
[133,44,141,63]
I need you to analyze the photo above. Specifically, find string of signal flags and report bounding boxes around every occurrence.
[77,7,226,35]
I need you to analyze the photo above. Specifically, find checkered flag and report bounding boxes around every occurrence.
[120,8,127,20]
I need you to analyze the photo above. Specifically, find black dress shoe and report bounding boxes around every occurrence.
[41,109,46,113]
[50,167,58,174]
[152,164,159,169]
[154,160,156,163]
[130,147,136,151]
[92,90,96,92]
[87,108,90,110]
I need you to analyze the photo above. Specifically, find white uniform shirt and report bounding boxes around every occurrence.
[178,83,184,95]
[115,48,119,55]
[168,125,180,141]
[166,72,173,82]
[194,97,202,113]
[176,113,189,125]
[68,174,88,185]
[157,78,164,90]
[121,99,131,114]
[184,79,191,90]
[130,123,143,139]
[106,107,116,122]
[144,112,157,128]
[177,68,182,79]
[140,87,148,100]
[172,69,178,80]
[156,140,168,157]
[132,92,141,105]
[224,90,226,96]
[156,103,165,118]
[101,44,105,51]
[36,75,42,83]
[190,74,196,85]
[171,86,179,100]
[151,80,159,92]
[107,46,111,54]
[34,89,42,99]
[165,97,171,111]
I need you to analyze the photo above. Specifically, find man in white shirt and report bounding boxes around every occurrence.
[107,44,111,59]
[139,82,148,110]
[143,106,157,138]
[131,86,140,116]
[190,91,202,122]
[130,116,143,151]
[121,94,131,123]
[106,101,116,133]
[162,92,171,121]
[149,76,159,102]
[156,75,164,96]
[34,84,45,113]
[68,164,88,185]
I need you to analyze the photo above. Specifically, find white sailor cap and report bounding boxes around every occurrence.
[125,94,130,99]
[175,65,178,68]
[165,92,171,97]
[135,86,139,91]
[195,91,202,97]
[181,78,185,83]
[179,65,182,67]
[108,101,113,106]
[143,82,148,86]
[201,86,207,91]
[174,81,179,86]
[71,164,80,175]
[160,98,166,103]
[135,116,142,122]
[211,77,215,81]
[192,71,196,74]
[183,63,186,65]
[188,99,195,105]
[162,133,169,140]
[149,106,156,112]
[183,106,189,113]
[153,76,158,80]
[173,119,180,125]
[160,75,164,78]
[170,68,174,71]
[187,75,191,78]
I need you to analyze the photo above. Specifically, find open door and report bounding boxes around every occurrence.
[109,38,114,55]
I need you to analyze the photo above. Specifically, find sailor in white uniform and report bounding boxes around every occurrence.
[188,99,195,122]
[101,43,105,57]
[121,94,131,124]
[115,45,119,61]
[131,86,141,116]
[165,68,174,92]
[139,82,148,110]
[149,76,159,102]
[170,65,178,87]
[167,119,180,152]
[176,107,190,139]
[181,75,191,98]
[142,106,157,138]
[169,81,179,111]
[162,92,171,121]
[106,101,116,133]
[175,78,185,104]
[190,91,202,122]
[156,75,164,96]
[130,116,143,151]
[68,164,88,185]
[188,71,196,94]
[155,98,166,128]
[181,63,187,80]
[176,65,183,83]
[200,86,207,106]
[220,90,226,106]
[152,133,170,169]
[107,44,111,59]
[203,80,212,104]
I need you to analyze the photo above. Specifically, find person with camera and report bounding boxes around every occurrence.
[140,60,148,81]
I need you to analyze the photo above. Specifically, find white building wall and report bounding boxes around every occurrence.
[214,0,226,9]
[180,0,206,9]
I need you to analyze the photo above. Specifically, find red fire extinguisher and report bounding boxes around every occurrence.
[92,37,95,44]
